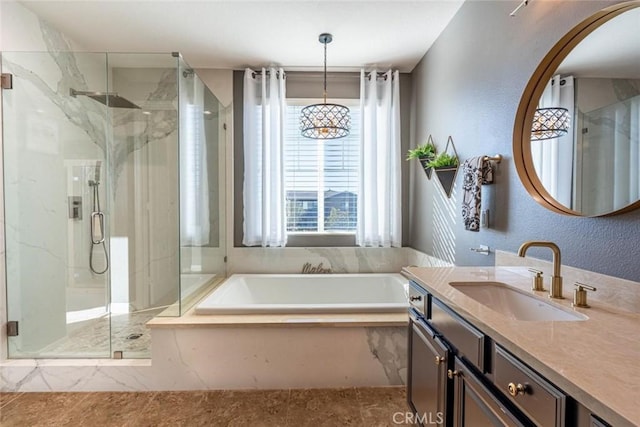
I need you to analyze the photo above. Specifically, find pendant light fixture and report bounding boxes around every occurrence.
[531,107,571,141]
[300,33,351,139]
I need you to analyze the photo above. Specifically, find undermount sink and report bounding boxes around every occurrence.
[449,281,588,322]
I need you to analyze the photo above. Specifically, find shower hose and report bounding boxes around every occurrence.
[89,182,109,275]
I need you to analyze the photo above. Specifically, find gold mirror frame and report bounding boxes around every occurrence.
[513,1,640,217]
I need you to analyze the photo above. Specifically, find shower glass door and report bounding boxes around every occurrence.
[2,52,112,358]
[2,51,219,359]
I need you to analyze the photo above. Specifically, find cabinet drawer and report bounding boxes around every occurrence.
[494,345,566,427]
[409,281,429,317]
[429,298,486,372]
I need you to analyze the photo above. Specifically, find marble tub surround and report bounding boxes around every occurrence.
[147,324,407,390]
[496,250,640,312]
[1,322,407,392]
[227,246,448,275]
[0,387,407,427]
[402,266,640,427]
[147,310,407,328]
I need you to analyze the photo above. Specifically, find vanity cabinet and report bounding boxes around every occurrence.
[451,356,532,427]
[494,345,566,426]
[408,313,451,426]
[408,281,452,426]
[407,280,611,427]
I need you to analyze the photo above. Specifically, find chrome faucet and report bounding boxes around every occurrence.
[517,241,564,299]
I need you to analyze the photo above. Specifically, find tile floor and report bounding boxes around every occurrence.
[12,308,163,359]
[0,387,409,426]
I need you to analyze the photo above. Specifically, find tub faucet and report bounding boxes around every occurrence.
[517,241,563,299]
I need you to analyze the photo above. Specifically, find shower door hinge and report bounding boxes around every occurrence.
[224,256,228,263]
[1,73,13,90]
[7,321,19,336]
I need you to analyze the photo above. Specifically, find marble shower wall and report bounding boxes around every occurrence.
[1,47,109,354]
[109,65,180,312]
[0,1,184,356]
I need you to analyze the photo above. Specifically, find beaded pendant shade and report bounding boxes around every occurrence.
[531,107,571,141]
[300,33,351,139]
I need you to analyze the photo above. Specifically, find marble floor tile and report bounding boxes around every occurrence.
[0,392,88,427]
[357,386,407,427]
[0,387,411,427]
[53,392,155,427]
[206,390,290,427]
[0,392,22,409]
[286,388,364,427]
[127,391,213,427]
[30,308,162,359]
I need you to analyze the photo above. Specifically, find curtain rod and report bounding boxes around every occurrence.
[366,72,395,81]
[251,70,395,80]
[251,70,286,79]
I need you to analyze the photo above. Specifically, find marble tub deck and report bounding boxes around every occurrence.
[0,387,407,427]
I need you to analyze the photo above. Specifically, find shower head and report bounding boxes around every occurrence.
[70,88,141,109]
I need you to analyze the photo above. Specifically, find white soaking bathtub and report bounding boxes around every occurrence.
[194,273,409,315]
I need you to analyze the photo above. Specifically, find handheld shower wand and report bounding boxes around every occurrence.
[89,161,108,274]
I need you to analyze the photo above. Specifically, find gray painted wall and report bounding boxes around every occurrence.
[409,0,640,281]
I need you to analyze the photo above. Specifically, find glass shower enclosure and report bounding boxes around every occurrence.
[1,52,226,358]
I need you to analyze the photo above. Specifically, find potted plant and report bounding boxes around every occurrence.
[427,152,459,198]
[426,153,458,169]
[407,141,437,179]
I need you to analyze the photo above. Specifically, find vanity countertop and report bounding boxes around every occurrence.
[403,266,640,427]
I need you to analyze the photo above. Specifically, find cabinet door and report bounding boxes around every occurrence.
[408,314,450,427]
[452,357,532,427]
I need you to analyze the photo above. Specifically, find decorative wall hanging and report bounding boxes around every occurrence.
[406,135,437,179]
[429,136,459,198]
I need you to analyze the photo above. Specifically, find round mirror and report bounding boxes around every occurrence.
[513,2,640,217]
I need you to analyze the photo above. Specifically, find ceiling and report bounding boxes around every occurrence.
[19,0,465,72]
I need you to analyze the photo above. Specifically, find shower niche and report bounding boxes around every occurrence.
[1,52,227,359]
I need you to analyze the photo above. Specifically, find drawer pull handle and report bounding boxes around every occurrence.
[410,296,422,302]
[507,382,528,397]
[447,369,460,379]
[435,356,445,365]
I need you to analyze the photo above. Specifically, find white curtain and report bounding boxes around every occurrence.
[531,74,574,207]
[243,67,287,247]
[179,75,209,246]
[357,69,402,247]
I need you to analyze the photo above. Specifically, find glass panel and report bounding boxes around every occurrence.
[178,57,226,311]
[106,53,181,356]
[2,52,111,358]
[3,51,225,359]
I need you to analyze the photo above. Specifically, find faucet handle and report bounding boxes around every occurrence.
[527,269,545,292]
[572,282,596,308]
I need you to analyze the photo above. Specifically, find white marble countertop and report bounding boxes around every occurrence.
[402,266,640,427]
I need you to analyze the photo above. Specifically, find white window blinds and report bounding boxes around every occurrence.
[284,101,360,233]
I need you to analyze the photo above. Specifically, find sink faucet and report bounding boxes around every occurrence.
[517,241,564,299]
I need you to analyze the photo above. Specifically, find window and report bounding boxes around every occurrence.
[284,99,360,234]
